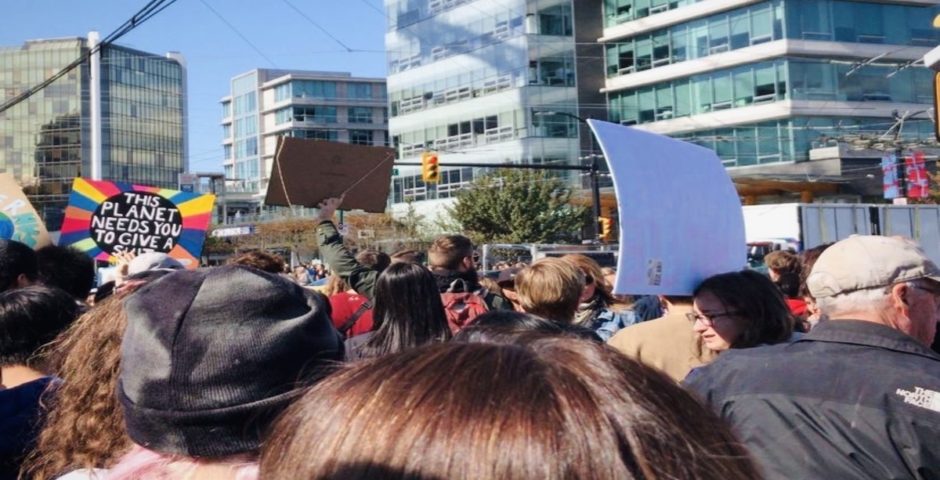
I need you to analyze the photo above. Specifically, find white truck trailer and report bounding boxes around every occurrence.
[743,203,940,263]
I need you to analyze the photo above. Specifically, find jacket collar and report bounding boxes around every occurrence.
[801,320,940,361]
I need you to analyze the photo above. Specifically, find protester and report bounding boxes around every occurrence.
[798,242,833,327]
[345,262,450,361]
[688,270,796,354]
[685,235,940,478]
[0,239,37,293]
[22,291,137,480]
[35,245,95,302]
[514,258,583,324]
[495,267,523,311]
[560,254,635,340]
[105,265,342,479]
[292,265,311,286]
[325,274,374,338]
[0,286,79,480]
[260,339,759,479]
[763,250,807,325]
[316,196,508,327]
[608,295,717,382]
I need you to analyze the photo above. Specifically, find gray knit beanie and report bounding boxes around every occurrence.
[119,264,343,457]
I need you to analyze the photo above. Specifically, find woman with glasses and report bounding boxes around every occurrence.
[688,270,796,353]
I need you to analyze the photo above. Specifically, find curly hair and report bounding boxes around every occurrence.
[21,292,132,480]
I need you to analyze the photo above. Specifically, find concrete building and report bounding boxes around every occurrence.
[0,33,187,229]
[384,0,606,218]
[601,0,939,200]
[220,69,388,221]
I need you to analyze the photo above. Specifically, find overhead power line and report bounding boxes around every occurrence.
[0,0,181,115]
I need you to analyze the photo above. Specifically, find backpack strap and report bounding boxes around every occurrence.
[339,300,372,336]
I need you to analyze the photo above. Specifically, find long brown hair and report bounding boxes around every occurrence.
[21,293,132,479]
[261,339,758,479]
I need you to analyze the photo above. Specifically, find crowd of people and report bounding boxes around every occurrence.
[0,195,938,479]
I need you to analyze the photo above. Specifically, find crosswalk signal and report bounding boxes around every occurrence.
[599,216,613,241]
[421,151,440,184]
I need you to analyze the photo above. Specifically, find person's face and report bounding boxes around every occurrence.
[690,291,746,352]
[900,281,940,346]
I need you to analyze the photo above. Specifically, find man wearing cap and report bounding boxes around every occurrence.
[684,235,940,479]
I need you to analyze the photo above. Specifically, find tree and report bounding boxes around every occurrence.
[449,169,589,244]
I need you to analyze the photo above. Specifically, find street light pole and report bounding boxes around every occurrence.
[532,110,603,242]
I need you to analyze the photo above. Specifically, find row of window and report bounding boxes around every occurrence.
[389,56,575,118]
[274,106,384,125]
[391,167,475,204]
[393,107,582,157]
[388,5,573,73]
[609,58,933,126]
[604,0,701,27]
[104,48,183,80]
[610,60,787,125]
[606,1,784,77]
[605,1,938,78]
[679,116,939,168]
[273,80,381,102]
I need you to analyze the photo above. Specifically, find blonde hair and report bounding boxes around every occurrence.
[515,258,584,324]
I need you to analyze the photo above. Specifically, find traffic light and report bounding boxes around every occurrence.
[598,216,613,241]
[421,151,440,184]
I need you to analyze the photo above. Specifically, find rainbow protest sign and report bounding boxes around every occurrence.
[0,173,51,248]
[59,178,215,267]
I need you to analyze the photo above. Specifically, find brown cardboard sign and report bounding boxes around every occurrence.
[0,173,51,248]
[265,137,395,213]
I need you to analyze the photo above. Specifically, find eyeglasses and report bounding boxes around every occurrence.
[685,311,741,326]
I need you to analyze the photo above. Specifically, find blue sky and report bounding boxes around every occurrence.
[1,0,389,173]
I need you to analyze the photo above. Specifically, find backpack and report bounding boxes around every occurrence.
[441,281,489,333]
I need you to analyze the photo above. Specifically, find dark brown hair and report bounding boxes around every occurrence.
[260,339,758,479]
[799,243,834,298]
[694,270,795,348]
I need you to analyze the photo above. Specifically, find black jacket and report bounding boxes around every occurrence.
[684,320,940,480]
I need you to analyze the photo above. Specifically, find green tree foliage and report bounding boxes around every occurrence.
[450,169,589,244]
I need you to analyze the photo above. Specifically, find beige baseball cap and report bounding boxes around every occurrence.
[807,235,940,299]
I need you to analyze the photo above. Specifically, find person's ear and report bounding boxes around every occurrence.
[890,283,911,313]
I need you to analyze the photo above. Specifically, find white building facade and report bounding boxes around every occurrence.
[220,69,387,220]
[385,0,606,217]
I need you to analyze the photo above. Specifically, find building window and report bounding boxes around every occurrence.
[348,107,373,123]
[288,129,339,141]
[291,80,337,99]
[348,83,373,99]
[350,130,373,145]
[291,106,337,123]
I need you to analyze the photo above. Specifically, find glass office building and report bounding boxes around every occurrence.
[0,35,186,230]
[601,0,939,170]
[384,0,606,215]
[220,69,387,219]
